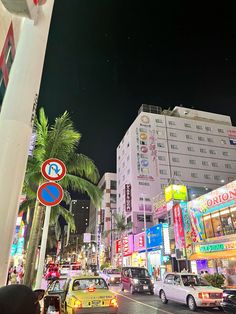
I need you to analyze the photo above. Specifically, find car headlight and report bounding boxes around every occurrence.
[151,279,155,284]
[198,292,210,299]
[110,297,118,307]
[132,279,139,284]
[110,277,115,281]
[74,300,82,308]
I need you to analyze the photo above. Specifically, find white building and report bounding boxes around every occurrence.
[117,104,236,234]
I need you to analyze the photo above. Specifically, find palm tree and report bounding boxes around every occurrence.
[23,108,102,287]
[104,212,132,267]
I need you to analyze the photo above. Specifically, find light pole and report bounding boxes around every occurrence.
[142,194,148,271]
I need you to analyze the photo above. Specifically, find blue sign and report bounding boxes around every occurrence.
[146,224,163,249]
[37,182,63,207]
[11,244,17,256]
[16,238,25,255]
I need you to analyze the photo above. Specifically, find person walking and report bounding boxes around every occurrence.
[10,269,18,285]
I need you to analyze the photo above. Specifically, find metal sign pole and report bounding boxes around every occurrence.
[35,205,51,289]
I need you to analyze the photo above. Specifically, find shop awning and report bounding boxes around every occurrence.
[189,250,236,261]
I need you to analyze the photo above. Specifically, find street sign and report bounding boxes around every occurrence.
[83,233,91,243]
[37,182,64,207]
[41,158,66,181]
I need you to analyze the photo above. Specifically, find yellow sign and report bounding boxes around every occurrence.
[164,185,187,202]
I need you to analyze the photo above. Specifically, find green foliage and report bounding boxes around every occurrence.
[103,212,133,237]
[204,273,225,288]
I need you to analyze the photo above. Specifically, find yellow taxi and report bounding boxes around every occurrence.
[65,275,118,314]
[44,275,118,314]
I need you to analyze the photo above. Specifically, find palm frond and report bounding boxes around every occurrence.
[66,154,100,184]
[50,205,76,232]
[61,174,102,207]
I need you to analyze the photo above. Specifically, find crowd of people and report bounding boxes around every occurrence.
[7,264,24,285]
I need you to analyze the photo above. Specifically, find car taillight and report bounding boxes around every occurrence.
[110,298,118,307]
[198,292,210,299]
[74,300,82,308]
[88,287,96,292]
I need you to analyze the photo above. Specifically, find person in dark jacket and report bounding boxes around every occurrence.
[0,284,44,314]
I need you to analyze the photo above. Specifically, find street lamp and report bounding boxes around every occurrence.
[142,193,149,271]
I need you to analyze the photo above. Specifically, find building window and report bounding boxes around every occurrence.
[110,194,116,204]
[156,119,163,123]
[127,169,130,175]
[225,164,232,169]
[156,130,163,136]
[203,215,214,238]
[198,136,205,141]
[189,160,196,165]
[127,142,130,147]
[205,126,212,131]
[187,147,195,152]
[157,143,165,148]
[161,183,166,189]
[174,170,181,176]
[204,174,211,179]
[196,125,203,130]
[202,161,209,166]
[218,128,224,133]
[207,138,214,143]
[171,144,178,149]
[110,180,116,190]
[223,151,229,156]
[186,134,193,140]
[185,123,191,128]
[214,175,220,181]
[170,132,177,137]
[127,216,132,224]
[158,156,166,161]
[200,148,207,153]
[137,214,152,223]
[172,157,180,162]
[221,139,227,144]
[212,162,218,167]
[160,169,167,175]
[127,155,130,161]
[191,173,198,178]
[209,150,216,155]
[168,121,176,126]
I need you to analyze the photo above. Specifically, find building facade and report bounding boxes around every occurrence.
[117,105,236,234]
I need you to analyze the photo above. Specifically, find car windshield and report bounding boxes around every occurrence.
[107,269,120,274]
[72,278,108,291]
[48,278,67,292]
[130,268,150,278]
[181,275,210,286]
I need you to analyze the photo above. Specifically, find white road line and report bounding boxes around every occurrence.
[111,290,174,314]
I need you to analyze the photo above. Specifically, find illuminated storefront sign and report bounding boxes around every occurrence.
[153,196,167,221]
[172,204,185,250]
[196,241,236,253]
[134,232,145,251]
[146,224,163,249]
[115,235,134,256]
[188,180,236,242]
[162,223,170,255]
[165,185,187,202]
[125,184,132,213]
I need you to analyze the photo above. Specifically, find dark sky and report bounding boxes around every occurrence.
[39,0,236,177]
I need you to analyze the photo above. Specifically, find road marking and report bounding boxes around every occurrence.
[111,290,174,314]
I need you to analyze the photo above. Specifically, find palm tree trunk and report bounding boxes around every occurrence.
[23,200,45,287]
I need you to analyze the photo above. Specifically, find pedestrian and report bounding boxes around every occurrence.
[152,267,157,280]
[10,269,18,285]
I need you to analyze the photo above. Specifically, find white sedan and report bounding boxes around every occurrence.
[101,268,121,285]
[157,272,223,311]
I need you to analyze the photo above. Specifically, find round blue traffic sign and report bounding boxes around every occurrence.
[37,182,64,207]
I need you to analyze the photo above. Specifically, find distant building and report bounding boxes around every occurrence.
[71,200,90,234]
[117,104,236,234]
[87,173,117,265]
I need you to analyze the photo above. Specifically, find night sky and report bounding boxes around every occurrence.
[39,0,236,177]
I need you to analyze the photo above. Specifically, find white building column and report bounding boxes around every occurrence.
[0,0,54,286]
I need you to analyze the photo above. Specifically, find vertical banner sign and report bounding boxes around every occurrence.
[172,204,185,250]
[125,184,132,212]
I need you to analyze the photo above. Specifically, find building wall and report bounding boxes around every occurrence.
[117,106,236,234]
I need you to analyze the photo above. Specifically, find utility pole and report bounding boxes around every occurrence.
[0,0,55,286]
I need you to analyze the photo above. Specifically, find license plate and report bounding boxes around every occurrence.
[143,285,148,290]
[92,300,101,306]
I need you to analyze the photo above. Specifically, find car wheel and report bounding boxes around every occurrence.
[187,295,197,311]
[120,283,124,292]
[130,285,135,294]
[160,290,168,304]
[150,290,154,295]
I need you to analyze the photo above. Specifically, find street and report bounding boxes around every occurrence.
[110,286,223,314]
